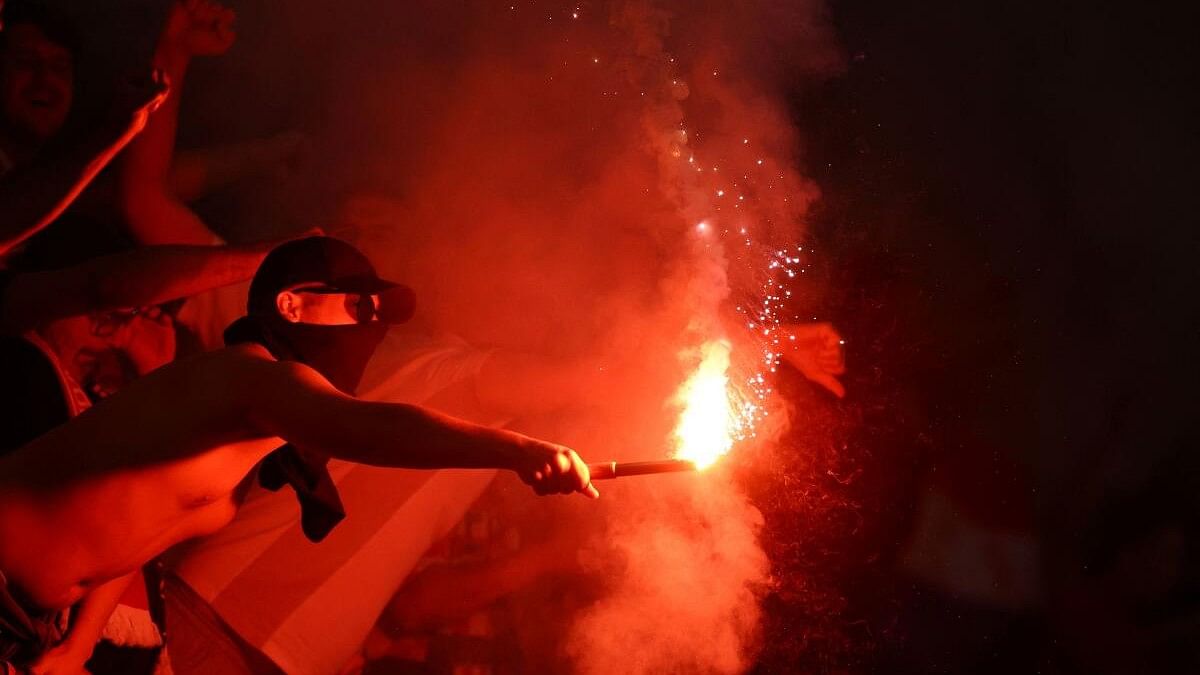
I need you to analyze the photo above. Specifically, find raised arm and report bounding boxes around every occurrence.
[118,0,235,245]
[0,240,274,332]
[238,347,598,498]
[0,75,167,255]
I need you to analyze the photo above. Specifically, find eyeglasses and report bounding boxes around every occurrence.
[290,286,381,324]
[90,305,166,338]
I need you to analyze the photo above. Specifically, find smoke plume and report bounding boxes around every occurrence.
[177,0,841,671]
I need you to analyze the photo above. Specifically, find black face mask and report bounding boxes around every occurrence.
[224,314,388,395]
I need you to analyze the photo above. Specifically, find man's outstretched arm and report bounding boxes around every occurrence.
[234,346,598,498]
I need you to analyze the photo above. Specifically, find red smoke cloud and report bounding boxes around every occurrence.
[189,0,843,670]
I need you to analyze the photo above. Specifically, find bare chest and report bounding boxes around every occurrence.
[0,436,285,609]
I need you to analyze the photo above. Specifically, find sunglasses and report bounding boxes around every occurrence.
[290,286,381,324]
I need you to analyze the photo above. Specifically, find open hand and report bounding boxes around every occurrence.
[515,443,599,499]
[778,322,846,398]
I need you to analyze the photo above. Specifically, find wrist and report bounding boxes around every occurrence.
[492,428,533,471]
[153,42,192,75]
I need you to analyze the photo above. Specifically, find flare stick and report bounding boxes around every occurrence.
[587,459,697,480]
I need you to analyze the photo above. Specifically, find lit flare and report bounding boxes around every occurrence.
[671,339,750,470]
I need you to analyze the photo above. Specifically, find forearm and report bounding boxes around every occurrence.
[140,43,189,189]
[306,399,529,471]
[248,370,529,470]
[1,242,270,331]
[118,45,218,245]
[243,355,592,495]
[89,242,269,308]
[62,572,136,657]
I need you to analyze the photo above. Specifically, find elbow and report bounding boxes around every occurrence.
[117,185,161,228]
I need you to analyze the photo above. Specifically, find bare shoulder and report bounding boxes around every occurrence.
[211,343,336,389]
[171,343,300,383]
[186,344,348,424]
[133,343,269,395]
[199,344,355,442]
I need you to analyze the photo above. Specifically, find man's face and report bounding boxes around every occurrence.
[0,23,74,143]
[40,309,177,399]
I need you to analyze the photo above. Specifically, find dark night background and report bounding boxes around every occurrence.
[750,1,1200,673]
[19,0,1198,672]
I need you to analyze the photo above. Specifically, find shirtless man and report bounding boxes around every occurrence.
[0,236,597,671]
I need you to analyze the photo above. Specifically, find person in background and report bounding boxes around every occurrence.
[115,0,313,353]
[0,0,166,258]
[0,238,304,450]
[0,237,310,674]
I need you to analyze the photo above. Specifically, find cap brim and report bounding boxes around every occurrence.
[328,275,401,295]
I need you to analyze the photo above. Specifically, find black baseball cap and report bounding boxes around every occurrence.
[247,236,415,324]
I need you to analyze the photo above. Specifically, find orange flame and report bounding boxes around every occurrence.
[671,339,747,470]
